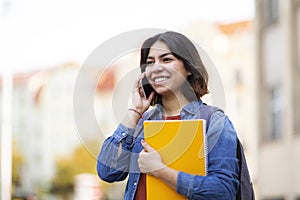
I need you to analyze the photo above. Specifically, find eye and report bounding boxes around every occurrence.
[146,60,154,66]
[163,57,173,63]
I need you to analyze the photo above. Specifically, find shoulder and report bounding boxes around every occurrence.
[209,108,235,131]
[208,109,237,142]
[202,104,237,137]
[210,110,226,123]
[206,108,238,154]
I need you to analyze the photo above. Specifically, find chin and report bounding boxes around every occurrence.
[154,88,172,97]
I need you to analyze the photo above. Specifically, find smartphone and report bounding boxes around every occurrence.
[140,76,154,99]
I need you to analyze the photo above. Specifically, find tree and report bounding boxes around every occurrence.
[50,140,100,195]
[12,141,24,193]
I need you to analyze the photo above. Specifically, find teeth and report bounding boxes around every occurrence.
[154,77,168,83]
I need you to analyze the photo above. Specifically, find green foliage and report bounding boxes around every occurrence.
[12,141,24,191]
[50,140,100,194]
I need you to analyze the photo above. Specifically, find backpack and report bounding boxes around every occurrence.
[197,104,255,200]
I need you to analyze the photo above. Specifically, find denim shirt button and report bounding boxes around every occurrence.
[134,182,137,186]
[122,132,126,137]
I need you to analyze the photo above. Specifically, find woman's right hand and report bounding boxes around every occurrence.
[123,73,155,128]
[131,72,155,115]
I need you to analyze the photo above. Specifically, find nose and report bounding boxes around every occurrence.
[146,63,164,74]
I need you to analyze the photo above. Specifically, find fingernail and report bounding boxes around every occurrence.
[141,139,145,144]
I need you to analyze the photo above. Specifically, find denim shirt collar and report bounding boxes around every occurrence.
[145,99,203,120]
[181,99,203,115]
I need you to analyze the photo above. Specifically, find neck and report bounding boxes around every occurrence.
[162,94,190,116]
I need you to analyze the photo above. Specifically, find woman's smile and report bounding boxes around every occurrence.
[151,75,171,84]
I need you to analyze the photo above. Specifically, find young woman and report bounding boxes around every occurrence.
[97,31,239,199]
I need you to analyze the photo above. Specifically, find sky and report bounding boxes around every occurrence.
[0,0,255,74]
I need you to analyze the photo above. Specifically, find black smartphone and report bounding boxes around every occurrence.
[140,76,154,99]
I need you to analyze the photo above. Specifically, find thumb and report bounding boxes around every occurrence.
[141,139,154,152]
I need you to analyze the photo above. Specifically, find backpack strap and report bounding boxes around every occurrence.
[195,103,223,129]
[236,140,255,200]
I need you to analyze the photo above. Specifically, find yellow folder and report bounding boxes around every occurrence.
[143,119,207,200]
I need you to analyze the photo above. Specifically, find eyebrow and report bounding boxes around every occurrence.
[147,52,173,60]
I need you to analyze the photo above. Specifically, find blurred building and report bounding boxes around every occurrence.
[1,63,83,196]
[0,62,118,198]
[255,0,300,199]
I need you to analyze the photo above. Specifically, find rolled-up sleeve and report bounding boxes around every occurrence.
[176,111,239,199]
[97,123,137,182]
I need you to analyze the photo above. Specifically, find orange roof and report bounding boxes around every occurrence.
[218,20,253,35]
[96,66,116,92]
[0,62,79,86]
[0,72,35,86]
[0,62,80,105]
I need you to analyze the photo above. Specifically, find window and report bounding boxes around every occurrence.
[261,84,285,142]
[235,69,243,86]
[263,0,279,27]
[268,86,283,140]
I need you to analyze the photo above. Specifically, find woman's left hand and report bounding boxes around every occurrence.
[138,140,165,177]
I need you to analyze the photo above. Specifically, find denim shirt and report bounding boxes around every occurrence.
[97,100,239,200]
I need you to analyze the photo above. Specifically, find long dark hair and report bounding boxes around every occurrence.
[140,31,209,105]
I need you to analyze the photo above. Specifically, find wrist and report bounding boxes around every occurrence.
[130,105,143,113]
[128,108,143,118]
[152,165,167,178]
[154,166,178,190]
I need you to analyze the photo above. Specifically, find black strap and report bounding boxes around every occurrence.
[236,139,243,200]
[236,139,255,200]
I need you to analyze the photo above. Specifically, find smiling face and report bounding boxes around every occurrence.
[145,41,191,99]
[140,31,209,105]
